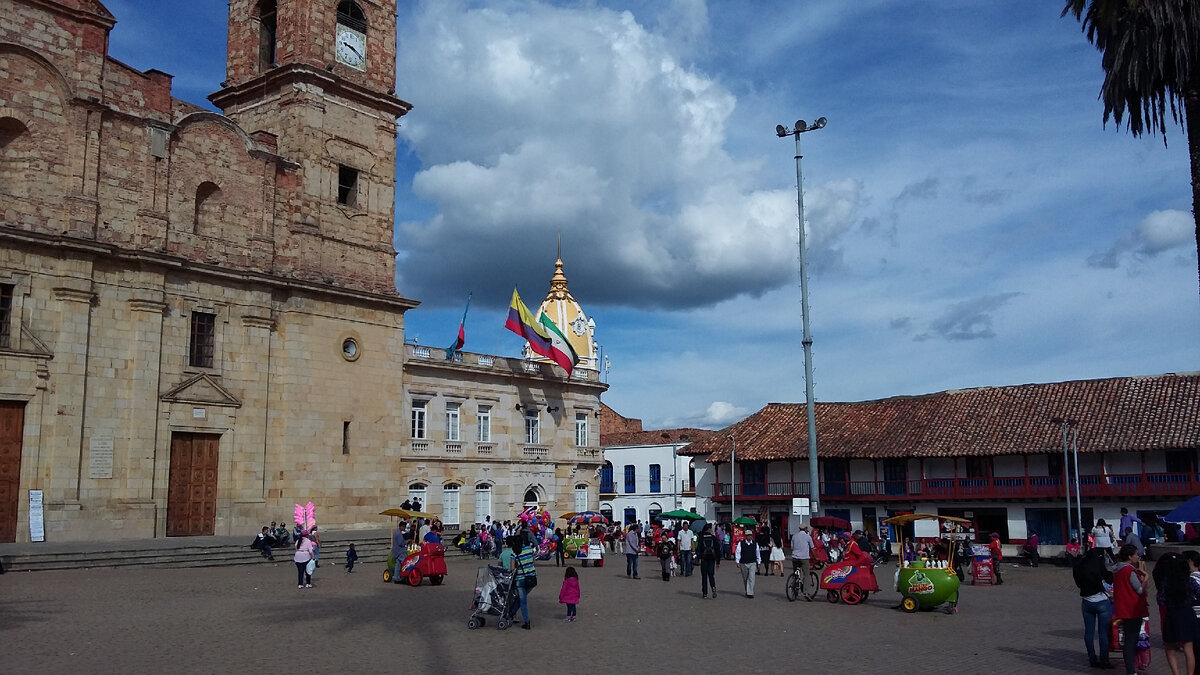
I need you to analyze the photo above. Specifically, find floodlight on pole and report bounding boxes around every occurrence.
[776,115,826,515]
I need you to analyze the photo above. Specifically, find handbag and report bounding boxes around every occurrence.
[523,574,538,590]
[305,559,316,575]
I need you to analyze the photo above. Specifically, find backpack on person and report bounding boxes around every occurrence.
[698,533,718,561]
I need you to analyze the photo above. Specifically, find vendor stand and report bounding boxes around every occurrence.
[378,508,445,586]
[882,513,967,613]
[970,543,994,585]
[563,511,607,566]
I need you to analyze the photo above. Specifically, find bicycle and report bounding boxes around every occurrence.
[785,564,819,602]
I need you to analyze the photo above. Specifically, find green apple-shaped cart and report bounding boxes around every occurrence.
[883,513,969,614]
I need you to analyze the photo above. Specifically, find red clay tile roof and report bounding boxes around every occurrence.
[602,428,715,447]
[684,373,1200,463]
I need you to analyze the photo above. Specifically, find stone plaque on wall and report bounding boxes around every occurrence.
[89,436,114,479]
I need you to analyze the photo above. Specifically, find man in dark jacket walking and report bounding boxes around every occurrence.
[697,524,720,598]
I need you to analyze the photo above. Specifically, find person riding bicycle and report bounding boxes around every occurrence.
[790,523,815,598]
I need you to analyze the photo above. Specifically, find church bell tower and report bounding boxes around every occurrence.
[208,0,412,294]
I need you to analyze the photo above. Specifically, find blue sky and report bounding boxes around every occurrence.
[109,0,1198,429]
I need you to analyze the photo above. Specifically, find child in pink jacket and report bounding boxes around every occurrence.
[559,567,580,622]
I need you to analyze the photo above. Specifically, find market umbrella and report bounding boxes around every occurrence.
[733,516,758,526]
[1164,496,1200,523]
[689,518,708,533]
[660,509,701,520]
[809,515,851,530]
[379,508,437,520]
[568,511,609,525]
[558,512,580,521]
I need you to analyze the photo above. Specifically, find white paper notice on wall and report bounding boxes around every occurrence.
[791,497,810,516]
[88,436,114,479]
[29,489,44,542]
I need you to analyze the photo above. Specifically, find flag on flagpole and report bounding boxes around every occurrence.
[445,293,471,359]
[504,288,579,376]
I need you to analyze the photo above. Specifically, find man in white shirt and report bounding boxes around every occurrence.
[790,524,815,599]
[679,527,695,577]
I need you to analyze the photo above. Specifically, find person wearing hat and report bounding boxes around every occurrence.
[988,532,1004,584]
[734,528,761,598]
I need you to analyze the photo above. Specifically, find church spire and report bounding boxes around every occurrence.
[534,248,595,370]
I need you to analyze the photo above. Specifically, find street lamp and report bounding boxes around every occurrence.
[728,434,737,522]
[776,117,826,515]
[1051,417,1080,541]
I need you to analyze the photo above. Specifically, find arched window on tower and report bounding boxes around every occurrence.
[194,182,222,235]
[0,117,31,196]
[258,0,277,70]
[337,1,367,32]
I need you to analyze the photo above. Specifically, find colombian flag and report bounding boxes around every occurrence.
[505,288,579,376]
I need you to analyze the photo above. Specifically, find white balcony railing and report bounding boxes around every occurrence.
[522,445,549,460]
[476,444,494,456]
[445,442,462,455]
[411,440,430,454]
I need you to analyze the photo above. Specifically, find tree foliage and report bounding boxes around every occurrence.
[1063,0,1200,138]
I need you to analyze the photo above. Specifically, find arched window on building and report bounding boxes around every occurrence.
[337,1,367,34]
[648,502,663,523]
[474,483,492,523]
[442,483,460,527]
[408,482,427,509]
[523,489,539,509]
[573,483,588,512]
[258,0,277,70]
[0,117,31,195]
[194,181,222,235]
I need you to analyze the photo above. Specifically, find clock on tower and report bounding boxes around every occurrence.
[209,0,412,296]
[334,2,367,70]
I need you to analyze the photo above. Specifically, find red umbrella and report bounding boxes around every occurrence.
[810,515,852,530]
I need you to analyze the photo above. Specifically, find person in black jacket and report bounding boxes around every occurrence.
[1073,547,1115,669]
[697,524,720,598]
[755,526,772,576]
[658,534,676,581]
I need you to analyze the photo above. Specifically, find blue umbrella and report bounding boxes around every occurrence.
[689,518,707,533]
[1164,496,1200,523]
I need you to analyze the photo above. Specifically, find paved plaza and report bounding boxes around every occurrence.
[0,553,1176,674]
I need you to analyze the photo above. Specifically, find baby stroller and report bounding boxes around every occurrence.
[468,565,519,630]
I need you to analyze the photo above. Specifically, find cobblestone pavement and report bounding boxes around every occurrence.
[0,554,1173,674]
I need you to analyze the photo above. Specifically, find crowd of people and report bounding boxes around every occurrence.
[1070,507,1200,675]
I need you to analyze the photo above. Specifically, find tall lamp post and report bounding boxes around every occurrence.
[1051,417,1079,541]
[728,434,737,521]
[776,117,826,515]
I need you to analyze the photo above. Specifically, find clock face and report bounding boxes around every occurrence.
[335,28,366,69]
[571,315,587,336]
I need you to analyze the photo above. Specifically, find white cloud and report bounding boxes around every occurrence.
[1088,209,1194,268]
[393,1,828,309]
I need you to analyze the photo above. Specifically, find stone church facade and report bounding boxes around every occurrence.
[0,0,605,542]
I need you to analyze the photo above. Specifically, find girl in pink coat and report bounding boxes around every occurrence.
[559,567,580,622]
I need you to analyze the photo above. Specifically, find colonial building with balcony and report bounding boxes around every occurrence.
[599,426,712,525]
[682,372,1200,547]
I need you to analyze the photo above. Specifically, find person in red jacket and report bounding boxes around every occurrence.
[1111,544,1149,675]
[988,532,1004,585]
